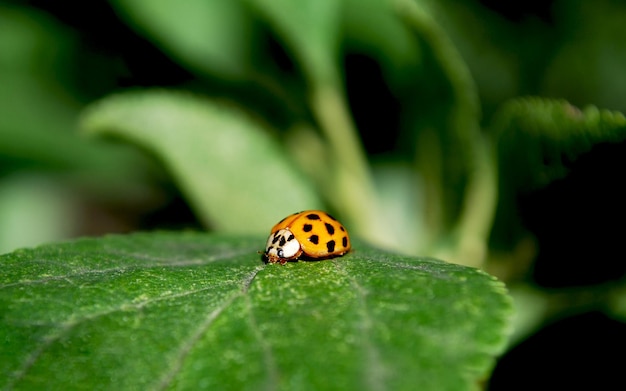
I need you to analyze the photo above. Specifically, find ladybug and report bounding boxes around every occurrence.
[264,210,351,264]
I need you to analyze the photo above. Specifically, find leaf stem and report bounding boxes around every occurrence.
[452,136,498,267]
[310,82,382,244]
[398,0,493,264]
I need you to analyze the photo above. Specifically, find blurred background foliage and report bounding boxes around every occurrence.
[1,0,626,388]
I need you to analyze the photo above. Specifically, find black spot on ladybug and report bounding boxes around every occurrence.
[326,213,338,221]
[303,224,313,232]
[326,240,336,253]
[279,236,286,246]
[287,233,295,241]
[272,234,280,244]
[340,226,345,232]
[309,235,319,244]
[325,223,335,235]
[306,213,321,220]
[342,236,348,248]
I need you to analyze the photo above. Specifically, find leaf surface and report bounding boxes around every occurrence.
[1,232,511,390]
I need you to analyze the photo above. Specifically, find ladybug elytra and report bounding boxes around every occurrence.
[264,210,351,264]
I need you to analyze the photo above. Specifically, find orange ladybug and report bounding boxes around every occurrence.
[264,210,351,264]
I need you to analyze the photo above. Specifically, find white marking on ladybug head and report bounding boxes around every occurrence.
[265,229,300,261]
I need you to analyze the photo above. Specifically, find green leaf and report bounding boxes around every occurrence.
[0,175,76,254]
[490,97,626,248]
[0,6,156,201]
[543,0,626,113]
[371,163,425,254]
[246,0,341,84]
[431,0,547,113]
[109,0,253,79]
[1,232,512,391]
[79,90,323,234]
[342,0,422,89]
[492,97,626,191]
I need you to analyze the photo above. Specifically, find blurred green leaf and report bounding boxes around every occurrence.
[506,285,550,347]
[372,162,425,254]
[1,231,512,390]
[342,0,422,89]
[0,74,154,200]
[0,5,75,75]
[0,6,84,167]
[0,6,157,201]
[543,0,626,113]
[109,0,253,79]
[492,97,626,191]
[246,0,341,84]
[0,175,76,254]
[490,97,626,248]
[432,0,553,114]
[80,90,323,234]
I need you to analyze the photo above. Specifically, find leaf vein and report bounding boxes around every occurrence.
[3,286,221,389]
[333,261,388,391]
[153,265,265,390]
[0,248,258,290]
[245,294,280,391]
